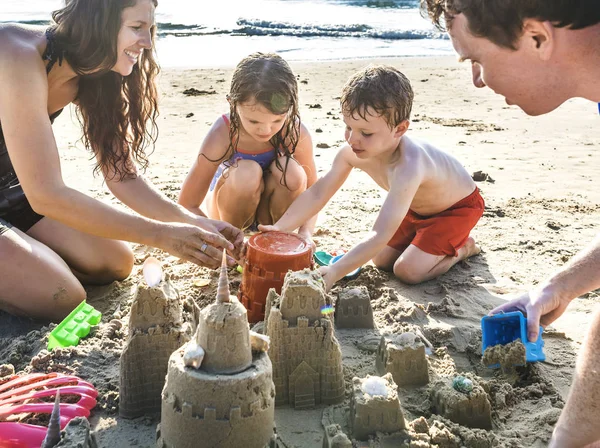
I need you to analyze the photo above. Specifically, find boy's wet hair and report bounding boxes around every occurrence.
[421,0,600,49]
[210,52,300,188]
[341,65,413,128]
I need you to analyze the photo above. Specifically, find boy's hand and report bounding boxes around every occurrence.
[318,265,337,292]
[489,284,570,342]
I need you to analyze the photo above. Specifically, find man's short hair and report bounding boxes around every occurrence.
[421,0,600,49]
[341,65,414,128]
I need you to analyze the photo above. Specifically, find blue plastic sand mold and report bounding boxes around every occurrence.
[47,301,102,350]
[314,251,333,266]
[481,311,545,368]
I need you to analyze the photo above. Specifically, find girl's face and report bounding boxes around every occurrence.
[112,0,155,76]
[236,101,288,142]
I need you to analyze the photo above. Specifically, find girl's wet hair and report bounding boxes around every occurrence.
[210,52,301,188]
[51,0,160,180]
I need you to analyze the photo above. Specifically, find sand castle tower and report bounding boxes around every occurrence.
[265,269,345,409]
[119,273,190,418]
[157,252,276,448]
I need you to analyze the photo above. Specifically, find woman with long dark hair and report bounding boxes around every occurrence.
[0,0,244,320]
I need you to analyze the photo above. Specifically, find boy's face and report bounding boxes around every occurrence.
[343,108,405,159]
[448,14,565,116]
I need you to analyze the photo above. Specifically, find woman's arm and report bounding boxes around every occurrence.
[293,123,319,239]
[0,49,236,267]
[178,117,228,216]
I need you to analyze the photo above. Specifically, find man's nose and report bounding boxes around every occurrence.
[472,62,486,88]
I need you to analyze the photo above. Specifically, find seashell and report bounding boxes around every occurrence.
[101,319,123,339]
[250,331,270,353]
[216,250,231,303]
[142,256,162,287]
[397,332,417,346]
[452,375,473,394]
[183,341,205,369]
[41,390,61,448]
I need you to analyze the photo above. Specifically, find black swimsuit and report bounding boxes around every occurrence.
[0,28,64,235]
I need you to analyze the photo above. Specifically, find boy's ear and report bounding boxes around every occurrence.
[393,120,410,138]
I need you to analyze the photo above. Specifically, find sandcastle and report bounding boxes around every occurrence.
[376,332,429,388]
[119,276,190,418]
[350,374,406,441]
[157,252,276,448]
[265,269,345,408]
[430,377,492,429]
[334,286,374,329]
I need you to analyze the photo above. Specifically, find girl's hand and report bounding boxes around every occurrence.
[157,222,236,269]
[257,224,280,233]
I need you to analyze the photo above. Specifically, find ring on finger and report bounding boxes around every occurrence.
[200,243,208,253]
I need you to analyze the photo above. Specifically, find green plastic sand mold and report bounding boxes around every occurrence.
[47,301,102,350]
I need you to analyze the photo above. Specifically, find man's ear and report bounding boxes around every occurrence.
[394,120,410,138]
[522,19,555,61]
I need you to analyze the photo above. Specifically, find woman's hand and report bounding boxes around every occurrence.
[193,217,246,261]
[156,222,237,269]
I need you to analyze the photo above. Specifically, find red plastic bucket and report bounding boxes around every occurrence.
[239,231,313,323]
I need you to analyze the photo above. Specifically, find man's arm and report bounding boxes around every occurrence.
[549,306,600,448]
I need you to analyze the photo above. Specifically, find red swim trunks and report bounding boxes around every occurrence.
[387,188,484,257]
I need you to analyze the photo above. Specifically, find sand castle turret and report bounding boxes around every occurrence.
[157,252,276,448]
[265,269,345,408]
[119,272,190,418]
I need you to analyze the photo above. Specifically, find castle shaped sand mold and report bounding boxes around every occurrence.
[376,332,429,388]
[350,373,406,441]
[119,275,190,418]
[334,286,374,329]
[265,268,345,409]
[157,252,276,448]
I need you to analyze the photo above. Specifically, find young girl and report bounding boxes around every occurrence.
[178,52,317,239]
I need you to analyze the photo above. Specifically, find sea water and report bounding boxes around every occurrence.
[0,0,453,67]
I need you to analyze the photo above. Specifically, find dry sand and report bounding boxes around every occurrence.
[1,56,599,447]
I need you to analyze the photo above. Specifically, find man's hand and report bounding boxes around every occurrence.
[490,284,570,342]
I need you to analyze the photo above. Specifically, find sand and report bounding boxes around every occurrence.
[1,55,599,447]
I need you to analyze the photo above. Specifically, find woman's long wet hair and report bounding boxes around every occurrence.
[51,0,159,180]
[213,52,301,188]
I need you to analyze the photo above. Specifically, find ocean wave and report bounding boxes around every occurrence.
[158,19,446,40]
[5,18,446,41]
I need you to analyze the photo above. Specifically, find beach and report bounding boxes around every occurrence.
[1,55,599,447]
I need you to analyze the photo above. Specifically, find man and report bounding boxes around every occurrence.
[420,1,600,446]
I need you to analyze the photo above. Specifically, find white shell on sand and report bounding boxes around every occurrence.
[183,341,205,369]
[142,257,163,287]
[361,376,388,397]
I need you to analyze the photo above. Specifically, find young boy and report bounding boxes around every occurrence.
[260,65,484,291]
